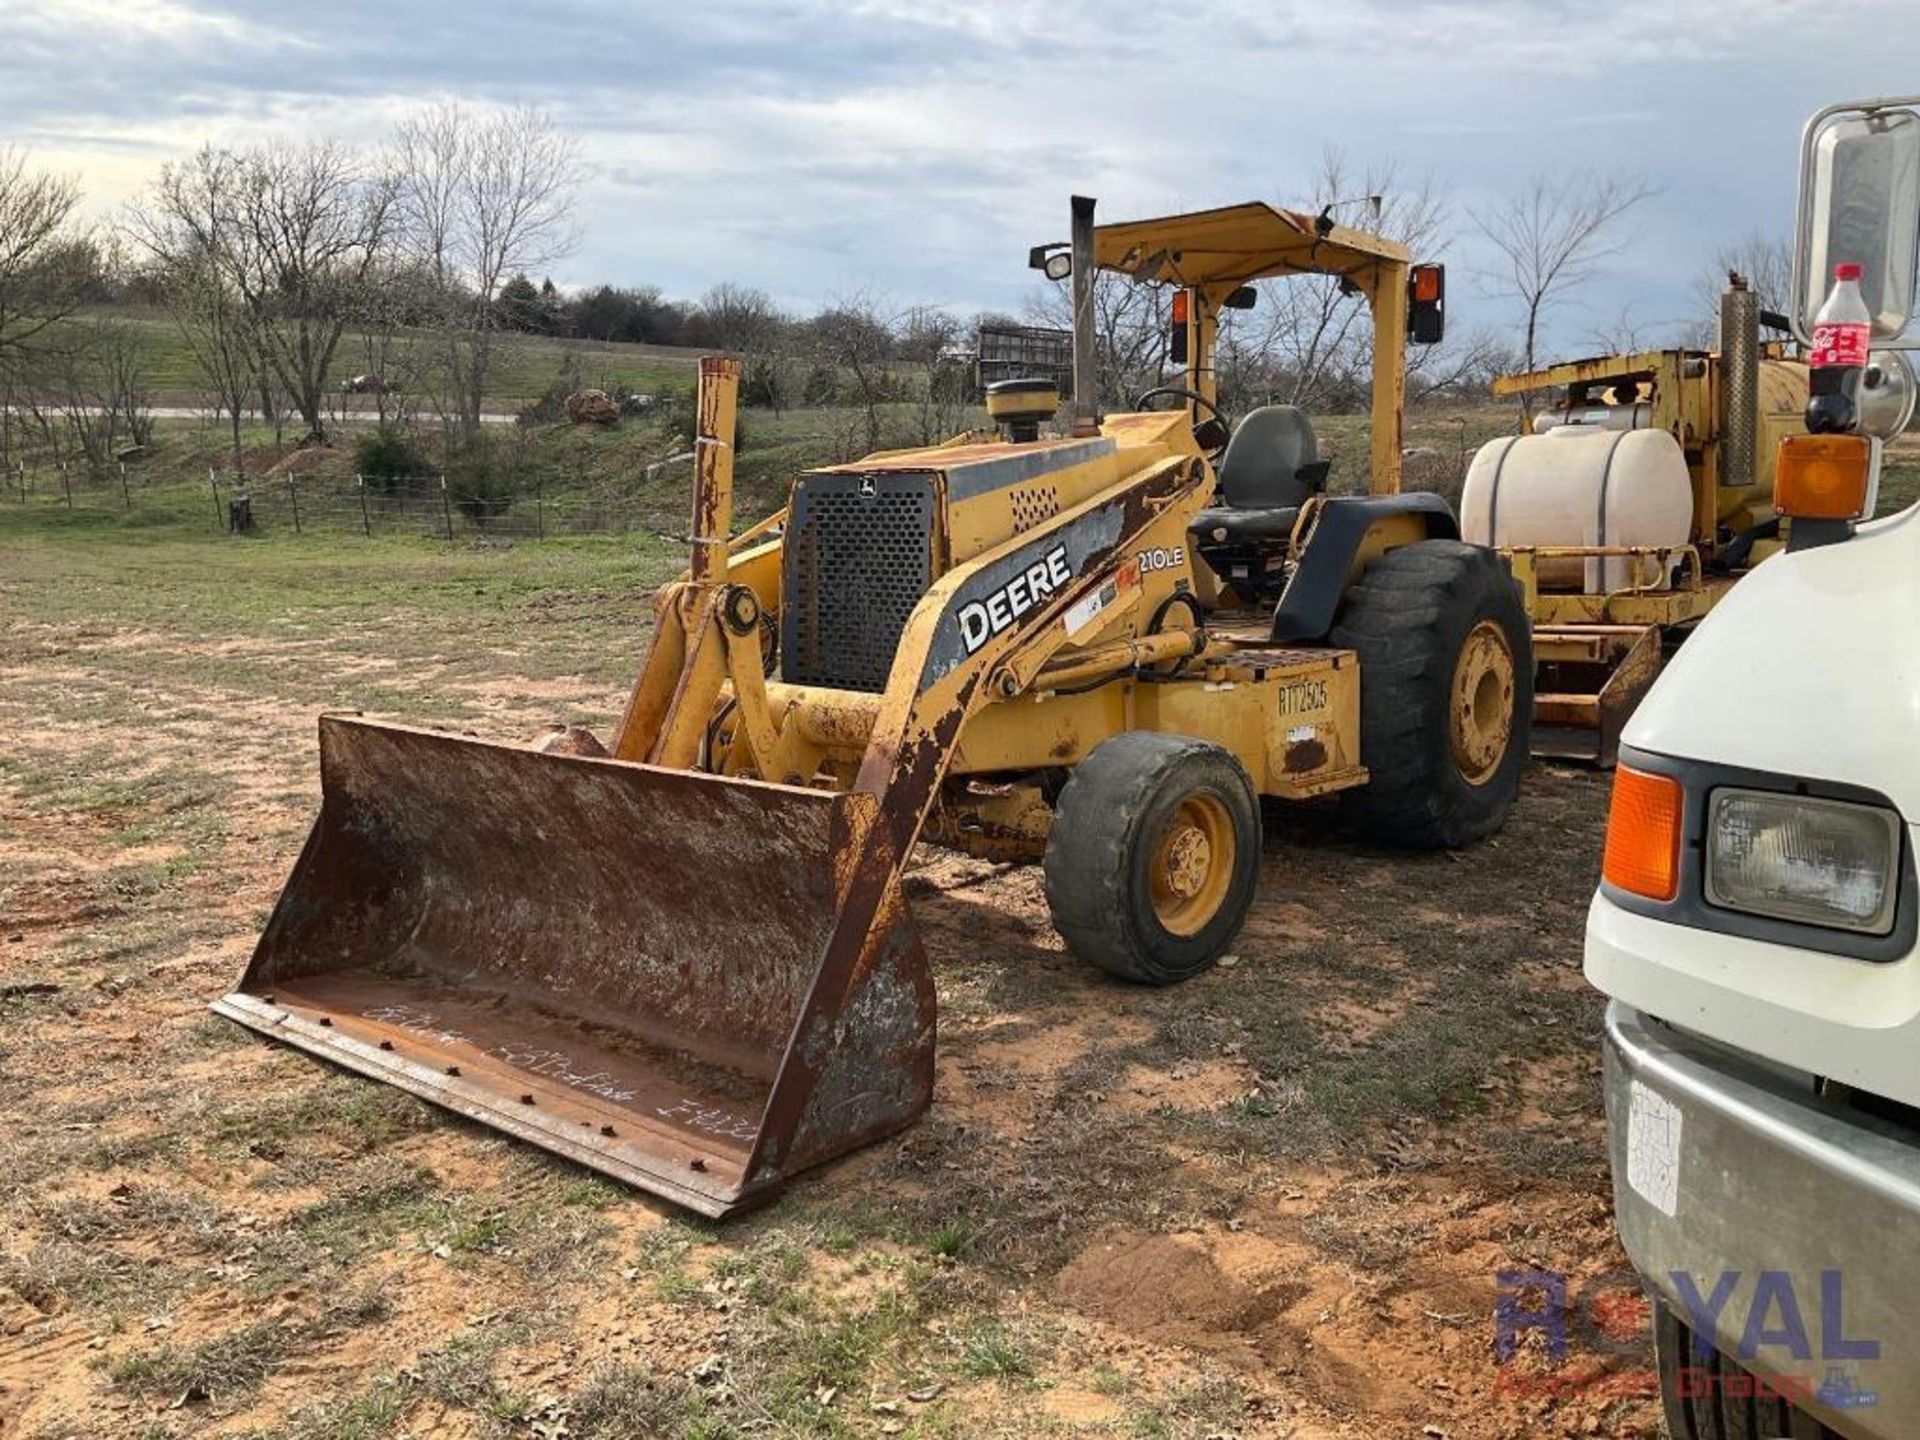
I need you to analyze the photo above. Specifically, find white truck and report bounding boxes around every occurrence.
[1586,97,1920,1438]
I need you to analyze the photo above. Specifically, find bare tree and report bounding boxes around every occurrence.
[807,297,900,454]
[1407,326,1516,403]
[41,316,153,475]
[700,282,794,416]
[1255,150,1449,411]
[1685,232,1794,345]
[1473,170,1656,411]
[173,254,257,475]
[1025,271,1167,409]
[139,143,398,443]
[393,104,582,438]
[1585,305,1654,357]
[894,305,971,444]
[0,149,87,382]
[345,259,435,428]
[696,283,780,352]
[129,174,259,476]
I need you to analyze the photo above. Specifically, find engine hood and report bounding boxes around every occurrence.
[1624,502,1920,816]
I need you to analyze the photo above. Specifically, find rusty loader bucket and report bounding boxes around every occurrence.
[214,716,934,1217]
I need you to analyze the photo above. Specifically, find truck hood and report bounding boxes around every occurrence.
[1624,502,1920,816]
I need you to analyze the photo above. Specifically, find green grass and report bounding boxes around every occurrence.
[0,499,682,715]
[46,306,705,408]
[0,400,962,544]
[267,1380,410,1440]
[105,1289,393,1403]
[956,1317,1032,1379]
[926,1219,973,1259]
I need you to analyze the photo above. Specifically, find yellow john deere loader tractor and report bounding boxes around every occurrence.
[1459,275,1912,764]
[216,198,1531,1217]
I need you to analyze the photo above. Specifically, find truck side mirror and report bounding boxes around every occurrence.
[1408,264,1445,346]
[1794,98,1920,347]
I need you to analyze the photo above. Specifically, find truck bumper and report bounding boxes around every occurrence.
[1605,1001,1920,1436]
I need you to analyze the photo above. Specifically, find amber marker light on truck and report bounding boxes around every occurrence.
[1774,433,1872,519]
[1603,765,1684,902]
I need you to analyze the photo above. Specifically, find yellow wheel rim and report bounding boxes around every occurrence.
[1149,794,1235,937]
[1449,619,1516,787]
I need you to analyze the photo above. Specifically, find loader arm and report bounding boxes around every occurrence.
[744,450,1203,1184]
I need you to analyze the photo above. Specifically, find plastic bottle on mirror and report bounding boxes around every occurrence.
[1807,263,1872,434]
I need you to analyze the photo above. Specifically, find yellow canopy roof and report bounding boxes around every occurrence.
[1092,201,1409,290]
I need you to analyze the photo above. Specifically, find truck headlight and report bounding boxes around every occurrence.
[1705,788,1902,934]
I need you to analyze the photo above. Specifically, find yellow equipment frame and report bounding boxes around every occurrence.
[1094,201,1412,494]
[1486,341,1805,762]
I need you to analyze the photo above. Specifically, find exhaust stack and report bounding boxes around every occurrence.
[1070,195,1099,436]
[1719,272,1760,489]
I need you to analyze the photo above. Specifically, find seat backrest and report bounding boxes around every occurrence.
[1218,405,1322,510]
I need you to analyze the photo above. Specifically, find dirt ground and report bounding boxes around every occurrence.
[0,527,1662,1439]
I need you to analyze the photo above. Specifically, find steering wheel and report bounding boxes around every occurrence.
[1132,385,1231,462]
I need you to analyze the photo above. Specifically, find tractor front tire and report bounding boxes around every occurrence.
[1330,539,1530,849]
[1043,733,1260,985]
[1654,1298,1841,1438]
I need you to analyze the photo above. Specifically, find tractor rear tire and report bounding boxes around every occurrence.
[1330,539,1530,849]
[1043,733,1260,985]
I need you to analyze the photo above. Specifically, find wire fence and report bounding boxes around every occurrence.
[0,458,144,511]
[0,458,688,540]
[213,472,557,540]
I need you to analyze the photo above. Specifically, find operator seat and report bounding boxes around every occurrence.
[1190,405,1331,542]
[1189,405,1333,601]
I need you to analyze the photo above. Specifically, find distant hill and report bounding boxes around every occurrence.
[58,306,709,412]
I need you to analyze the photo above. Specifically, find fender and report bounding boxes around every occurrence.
[1270,493,1460,643]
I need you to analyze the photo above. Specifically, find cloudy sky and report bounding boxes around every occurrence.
[5,0,1919,349]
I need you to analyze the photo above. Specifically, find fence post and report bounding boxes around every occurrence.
[287,473,301,533]
[440,474,453,542]
[209,468,223,530]
[59,465,71,508]
[357,475,371,537]
[535,473,544,539]
[119,461,131,509]
[15,462,23,503]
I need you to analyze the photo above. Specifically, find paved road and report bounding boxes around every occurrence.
[6,405,520,425]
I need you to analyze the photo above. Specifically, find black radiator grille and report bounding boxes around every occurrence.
[781,473,937,692]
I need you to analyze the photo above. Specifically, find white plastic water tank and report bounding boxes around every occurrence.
[1460,427,1693,595]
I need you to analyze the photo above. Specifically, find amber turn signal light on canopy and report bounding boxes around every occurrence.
[1603,765,1683,902]
[1775,434,1872,520]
